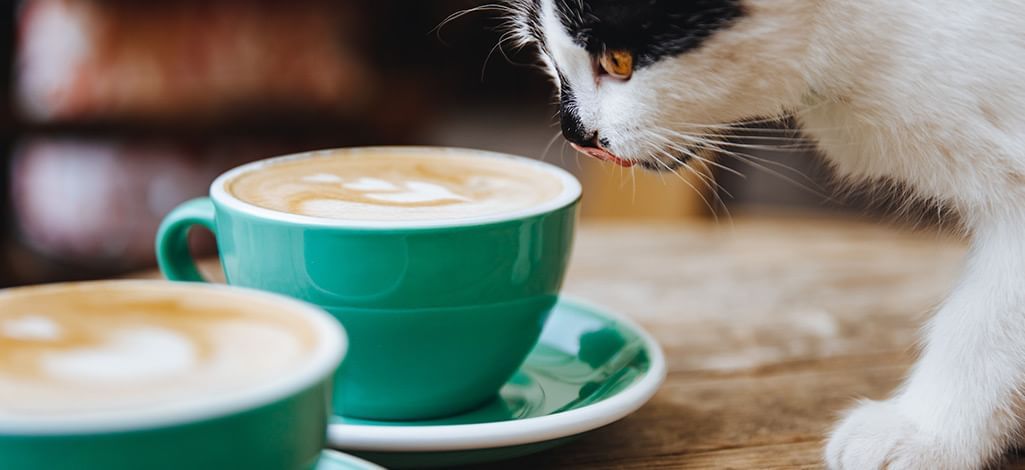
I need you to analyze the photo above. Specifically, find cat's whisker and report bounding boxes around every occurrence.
[661,148,729,197]
[677,134,821,153]
[641,126,833,201]
[659,98,844,135]
[655,123,811,141]
[641,130,746,179]
[648,151,722,224]
[481,31,522,80]
[653,149,735,226]
[630,160,638,204]
[700,142,821,185]
[700,146,837,203]
[655,129,820,184]
[432,4,518,39]
[541,131,564,162]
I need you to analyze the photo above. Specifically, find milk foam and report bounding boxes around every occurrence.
[42,327,195,383]
[0,284,318,419]
[227,150,566,221]
[2,315,62,341]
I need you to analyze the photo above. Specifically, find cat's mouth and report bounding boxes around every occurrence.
[570,144,637,168]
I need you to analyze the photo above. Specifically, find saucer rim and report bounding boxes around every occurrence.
[318,449,386,470]
[327,296,667,452]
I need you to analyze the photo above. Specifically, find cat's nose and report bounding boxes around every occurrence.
[560,108,597,147]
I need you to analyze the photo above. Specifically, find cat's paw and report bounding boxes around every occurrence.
[825,399,987,470]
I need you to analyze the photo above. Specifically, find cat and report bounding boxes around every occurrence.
[507,0,1025,468]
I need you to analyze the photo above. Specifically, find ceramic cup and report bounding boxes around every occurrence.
[156,147,580,420]
[0,280,347,470]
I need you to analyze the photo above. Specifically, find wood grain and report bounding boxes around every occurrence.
[139,215,1025,468]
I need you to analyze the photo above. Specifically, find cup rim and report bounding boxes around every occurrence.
[0,280,347,435]
[210,146,582,230]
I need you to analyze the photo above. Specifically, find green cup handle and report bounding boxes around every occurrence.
[156,197,217,282]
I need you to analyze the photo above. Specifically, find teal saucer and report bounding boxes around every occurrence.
[327,298,666,468]
[315,450,384,470]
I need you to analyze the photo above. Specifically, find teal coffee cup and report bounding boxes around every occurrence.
[0,280,347,470]
[157,147,580,420]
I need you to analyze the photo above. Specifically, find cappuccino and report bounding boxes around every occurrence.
[0,282,332,424]
[226,149,568,222]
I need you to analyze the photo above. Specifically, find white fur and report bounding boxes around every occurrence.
[521,0,1025,468]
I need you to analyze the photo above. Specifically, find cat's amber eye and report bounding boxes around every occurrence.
[598,49,633,80]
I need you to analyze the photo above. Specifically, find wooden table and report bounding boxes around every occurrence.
[486,215,972,469]
[140,215,1025,468]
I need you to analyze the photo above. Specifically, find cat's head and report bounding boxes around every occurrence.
[509,0,815,170]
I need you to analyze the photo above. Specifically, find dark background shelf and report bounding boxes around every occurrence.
[0,0,557,288]
[2,3,13,286]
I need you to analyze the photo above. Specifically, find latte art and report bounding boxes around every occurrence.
[0,283,319,420]
[227,150,567,221]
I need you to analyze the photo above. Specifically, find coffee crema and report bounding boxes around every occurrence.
[226,150,567,221]
[0,283,318,420]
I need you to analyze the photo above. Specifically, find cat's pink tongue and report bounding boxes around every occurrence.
[571,144,636,168]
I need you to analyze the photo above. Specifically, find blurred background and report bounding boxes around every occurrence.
[0,0,930,287]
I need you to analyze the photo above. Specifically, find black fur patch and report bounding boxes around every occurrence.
[553,0,744,68]
[559,74,594,145]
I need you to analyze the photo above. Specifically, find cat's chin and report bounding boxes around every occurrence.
[637,149,695,172]
[638,157,687,172]
[571,143,696,172]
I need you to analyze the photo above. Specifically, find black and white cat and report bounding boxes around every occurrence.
[508,0,1025,468]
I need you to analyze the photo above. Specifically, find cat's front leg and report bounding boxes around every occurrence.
[826,211,1025,469]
